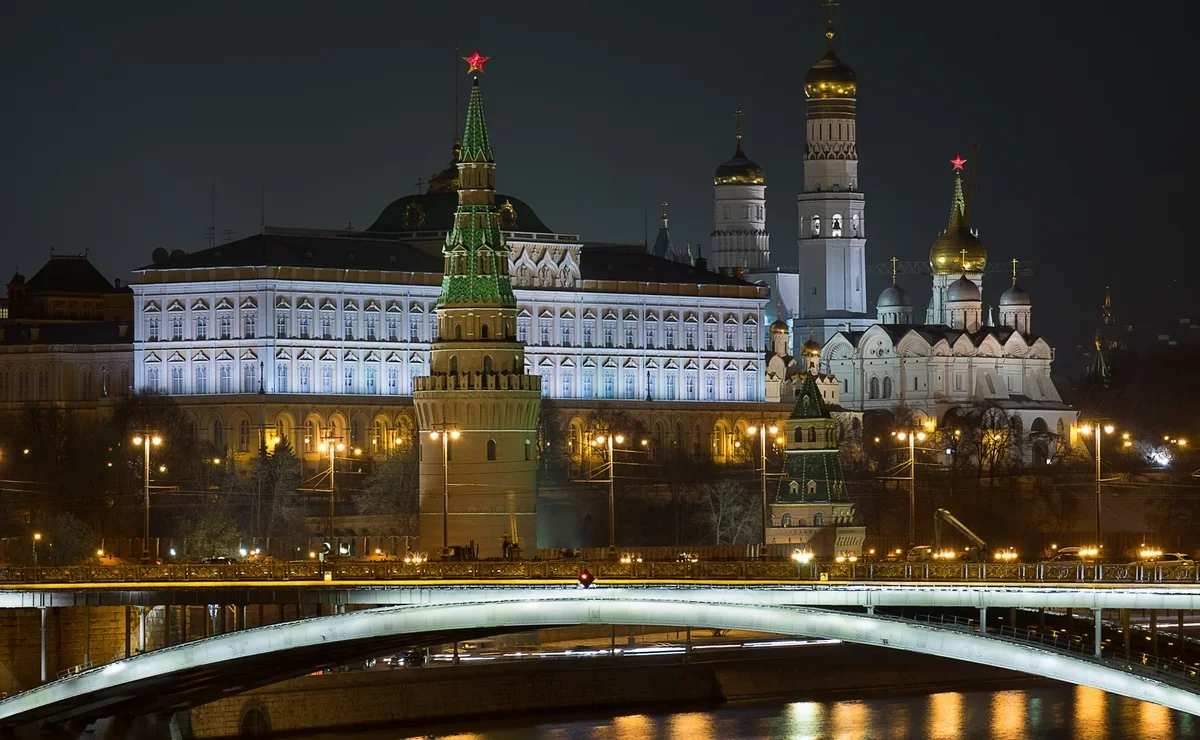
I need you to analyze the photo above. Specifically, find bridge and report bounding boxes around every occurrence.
[5,565,1200,734]
[2,585,1200,735]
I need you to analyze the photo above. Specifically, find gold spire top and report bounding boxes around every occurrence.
[734,109,744,142]
[660,201,669,219]
[1011,258,1018,287]
[890,256,898,284]
[823,0,840,48]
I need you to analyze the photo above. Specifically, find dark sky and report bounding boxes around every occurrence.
[2,2,1194,376]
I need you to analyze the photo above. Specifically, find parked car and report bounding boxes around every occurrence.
[906,546,934,562]
[1139,553,1194,566]
[200,556,238,565]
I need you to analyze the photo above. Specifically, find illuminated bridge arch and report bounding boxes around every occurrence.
[3,594,1199,729]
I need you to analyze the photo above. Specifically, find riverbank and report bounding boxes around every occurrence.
[185,642,1052,737]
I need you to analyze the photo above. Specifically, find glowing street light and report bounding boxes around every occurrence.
[429,424,461,554]
[747,424,780,546]
[133,431,163,560]
[1079,421,1116,550]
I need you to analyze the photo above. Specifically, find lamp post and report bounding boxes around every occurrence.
[428,425,460,553]
[1079,421,1115,551]
[747,424,780,547]
[594,433,625,550]
[32,532,41,567]
[132,433,162,560]
[891,427,927,546]
[317,432,346,544]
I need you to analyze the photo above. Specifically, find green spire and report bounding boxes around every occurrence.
[790,372,830,420]
[949,170,966,227]
[436,76,513,308]
[460,78,494,163]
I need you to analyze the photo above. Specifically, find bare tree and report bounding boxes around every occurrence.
[700,480,759,545]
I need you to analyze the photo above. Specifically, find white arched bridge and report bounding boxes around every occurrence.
[3,585,1200,733]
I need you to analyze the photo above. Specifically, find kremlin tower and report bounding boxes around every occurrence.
[413,52,541,559]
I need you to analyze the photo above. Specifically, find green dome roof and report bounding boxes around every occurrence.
[368,192,553,234]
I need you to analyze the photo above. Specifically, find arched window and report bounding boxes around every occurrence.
[454,324,462,340]
[852,213,861,237]
[481,323,489,339]
[882,376,893,399]
[305,422,315,452]
[868,376,880,399]
[450,356,458,374]
[795,427,803,443]
[483,355,492,374]
[782,512,793,527]
[807,480,818,496]
[487,439,497,461]
[351,420,360,446]
[814,512,824,526]
[213,420,224,445]
[810,215,820,237]
[788,481,799,497]
[808,427,817,443]
[831,214,843,237]
[238,419,250,452]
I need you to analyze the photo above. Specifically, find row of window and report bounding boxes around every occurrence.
[0,366,129,402]
[517,319,759,352]
[535,367,758,402]
[147,311,439,343]
[718,204,765,221]
[808,213,861,238]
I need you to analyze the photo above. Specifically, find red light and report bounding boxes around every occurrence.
[578,569,594,588]
[462,50,490,74]
[950,154,967,171]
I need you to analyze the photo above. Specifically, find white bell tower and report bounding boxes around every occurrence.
[795,18,871,345]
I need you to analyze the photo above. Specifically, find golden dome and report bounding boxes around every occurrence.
[804,26,857,100]
[801,337,822,358]
[714,141,765,186]
[930,225,986,275]
[770,317,789,334]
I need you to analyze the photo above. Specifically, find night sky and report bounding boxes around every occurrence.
[2,2,1193,377]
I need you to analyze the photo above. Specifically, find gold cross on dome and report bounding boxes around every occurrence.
[1011,258,1018,286]
[822,0,840,24]
[960,248,968,269]
[734,110,744,141]
[890,256,898,283]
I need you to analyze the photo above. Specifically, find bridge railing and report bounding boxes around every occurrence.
[896,610,1200,692]
[2,561,1200,584]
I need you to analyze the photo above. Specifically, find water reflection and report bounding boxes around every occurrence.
[372,685,1199,740]
[927,691,964,740]
[990,690,1026,740]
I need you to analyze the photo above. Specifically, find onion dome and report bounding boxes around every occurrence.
[877,283,911,309]
[714,140,765,186]
[801,336,822,358]
[804,25,857,101]
[770,316,789,334]
[947,274,981,302]
[930,167,986,275]
[1000,284,1031,307]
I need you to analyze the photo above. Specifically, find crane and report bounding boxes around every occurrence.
[933,508,988,561]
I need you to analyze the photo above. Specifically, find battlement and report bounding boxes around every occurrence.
[413,371,541,393]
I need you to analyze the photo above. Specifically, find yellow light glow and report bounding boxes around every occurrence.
[595,435,606,444]
[336,443,345,452]
[1080,425,1092,436]
[33,533,41,541]
[272,436,281,444]
[776,436,785,445]
[615,435,625,444]
[640,439,649,446]
[769,425,779,435]
[897,432,907,441]
[429,431,439,440]
[747,426,757,435]
[353,448,362,456]
[1103,424,1114,434]
[318,442,328,452]
[1180,439,1189,446]
[96,549,104,557]
[1123,440,1132,448]
[916,432,927,441]
[449,430,460,440]
[213,457,221,465]
[132,436,143,445]
[1122,432,1130,440]
[151,436,162,446]
[158,465,166,473]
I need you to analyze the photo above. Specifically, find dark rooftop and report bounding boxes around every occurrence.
[137,231,442,273]
[25,255,128,294]
[580,244,755,287]
[0,321,131,346]
[368,192,552,234]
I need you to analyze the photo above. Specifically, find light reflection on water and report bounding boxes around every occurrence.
[304,686,1199,740]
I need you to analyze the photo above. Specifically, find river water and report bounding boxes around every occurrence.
[299,685,1198,739]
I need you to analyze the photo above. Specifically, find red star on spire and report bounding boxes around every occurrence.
[950,154,967,171]
[463,49,489,74]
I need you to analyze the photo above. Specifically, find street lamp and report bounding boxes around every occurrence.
[747,424,780,547]
[1079,421,1115,551]
[32,532,41,567]
[891,427,928,545]
[429,424,461,554]
[593,433,626,550]
[317,432,346,544]
[132,432,162,560]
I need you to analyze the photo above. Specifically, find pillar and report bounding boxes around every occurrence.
[1122,608,1131,658]
[1039,607,1045,630]
[239,605,248,631]
[866,605,875,616]
[164,605,171,648]
[1094,609,1102,658]
[453,642,459,665]
[1150,609,1158,657]
[39,607,48,683]
[1065,608,1072,637]
[139,607,146,653]
[1009,607,1017,626]
[124,606,131,659]
[83,605,91,668]
[685,627,692,664]
[1180,610,1186,655]
[979,606,987,633]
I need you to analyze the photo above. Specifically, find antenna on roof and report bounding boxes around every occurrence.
[206,185,217,249]
[260,184,266,235]
[222,229,236,244]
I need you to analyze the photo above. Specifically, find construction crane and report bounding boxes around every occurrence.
[933,508,988,561]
